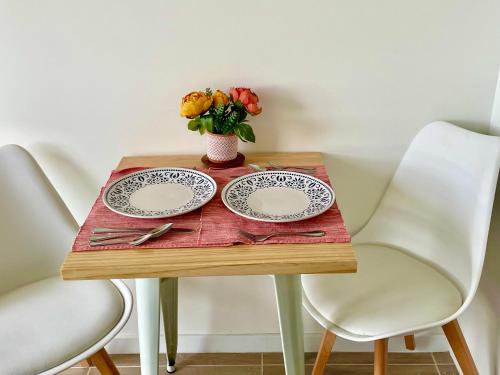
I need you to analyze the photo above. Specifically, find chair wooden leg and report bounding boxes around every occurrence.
[374,339,388,375]
[442,320,479,375]
[311,329,336,375]
[88,348,119,375]
[78,358,92,367]
[404,335,416,350]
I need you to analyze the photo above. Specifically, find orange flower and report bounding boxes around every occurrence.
[180,91,213,118]
[229,87,262,115]
[212,90,229,108]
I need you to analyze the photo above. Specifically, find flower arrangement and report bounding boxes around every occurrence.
[180,87,262,143]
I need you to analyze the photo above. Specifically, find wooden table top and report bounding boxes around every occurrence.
[60,152,356,280]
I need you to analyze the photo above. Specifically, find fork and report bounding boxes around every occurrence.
[250,163,315,175]
[230,163,315,179]
[92,227,193,234]
[239,229,325,242]
[267,162,316,172]
[249,164,315,175]
[90,223,173,246]
[230,164,267,178]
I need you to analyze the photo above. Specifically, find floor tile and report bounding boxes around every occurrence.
[329,352,374,364]
[263,365,374,375]
[75,352,458,375]
[176,353,261,365]
[174,365,261,374]
[262,352,319,364]
[323,365,374,375]
[109,353,143,366]
[388,352,434,364]
[438,365,460,375]
[432,351,454,364]
[263,364,439,375]
[263,365,311,375]
[264,351,435,365]
[387,365,439,374]
[90,368,140,375]
[59,368,90,375]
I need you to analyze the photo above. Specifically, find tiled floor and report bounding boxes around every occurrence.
[61,352,458,375]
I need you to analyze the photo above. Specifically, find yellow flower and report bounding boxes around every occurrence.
[180,91,213,118]
[212,90,229,108]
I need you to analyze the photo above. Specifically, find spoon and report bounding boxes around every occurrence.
[89,223,173,247]
[90,227,193,241]
[248,163,314,175]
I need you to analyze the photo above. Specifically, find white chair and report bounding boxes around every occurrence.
[0,145,133,375]
[302,122,500,375]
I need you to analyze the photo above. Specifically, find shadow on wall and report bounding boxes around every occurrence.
[240,86,324,152]
[322,152,400,234]
[178,275,282,348]
[30,142,99,224]
[443,120,492,135]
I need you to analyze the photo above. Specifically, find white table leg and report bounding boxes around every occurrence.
[274,274,305,375]
[136,278,160,375]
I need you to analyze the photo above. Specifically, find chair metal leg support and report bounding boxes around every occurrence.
[274,274,305,375]
[160,278,179,373]
[136,278,160,375]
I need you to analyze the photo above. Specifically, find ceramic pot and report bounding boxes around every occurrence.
[206,132,238,162]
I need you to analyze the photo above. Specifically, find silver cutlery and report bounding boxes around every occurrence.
[89,223,173,247]
[90,227,193,242]
[239,229,325,242]
[268,162,316,173]
[248,163,267,172]
[230,163,316,179]
[248,163,315,175]
[92,226,193,234]
[229,164,265,178]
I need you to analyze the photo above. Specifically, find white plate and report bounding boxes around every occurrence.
[103,168,217,218]
[221,171,335,222]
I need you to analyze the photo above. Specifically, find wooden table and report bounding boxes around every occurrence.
[61,152,357,375]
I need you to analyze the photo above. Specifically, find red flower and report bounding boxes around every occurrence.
[229,87,262,115]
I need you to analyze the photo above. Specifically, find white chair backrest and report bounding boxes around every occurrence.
[355,122,500,304]
[0,145,77,295]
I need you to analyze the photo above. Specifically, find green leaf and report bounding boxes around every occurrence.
[214,103,225,117]
[238,110,247,122]
[234,100,245,110]
[187,118,201,131]
[222,111,239,134]
[234,123,255,143]
[200,115,214,133]
[213,104,225,133]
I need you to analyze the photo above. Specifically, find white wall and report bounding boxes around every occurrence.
[1,0,500,366]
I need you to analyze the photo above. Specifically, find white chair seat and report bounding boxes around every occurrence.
[0,276,124,375]
[302,244,463,340]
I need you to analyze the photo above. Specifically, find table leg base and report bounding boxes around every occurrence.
[167,365,176,373]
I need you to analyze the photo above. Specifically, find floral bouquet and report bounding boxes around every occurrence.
[180,88,262,143]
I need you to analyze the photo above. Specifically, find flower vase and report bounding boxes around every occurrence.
[206,132,238,163]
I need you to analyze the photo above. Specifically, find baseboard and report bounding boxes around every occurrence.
[106,331,449,354]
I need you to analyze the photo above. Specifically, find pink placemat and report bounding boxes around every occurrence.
[72,165,351,251]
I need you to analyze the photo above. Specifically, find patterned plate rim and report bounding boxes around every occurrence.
[221,171,335,222]
[103,167,217,219]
